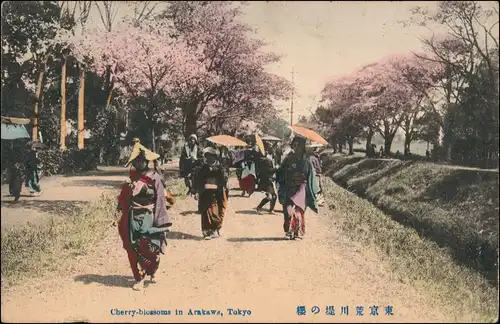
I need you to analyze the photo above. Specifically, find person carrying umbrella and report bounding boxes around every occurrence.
[1,118,32,200]
[196,147,227,240]
[179,134,199,196]
[276,134,319,240]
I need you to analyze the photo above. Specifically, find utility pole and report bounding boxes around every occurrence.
[290,66,295,126]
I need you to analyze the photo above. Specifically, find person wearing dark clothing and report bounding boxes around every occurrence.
[25,148,42,196]
[179,134,199,195]
[196,147,227,240]
[255,155,278,214]
[274,142,283,166]
[276,136,318,240]
[8,149,24,201]
[158,145,165,165]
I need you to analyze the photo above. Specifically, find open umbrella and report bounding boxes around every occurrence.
[261,135,282,142]
[255,134,265,155]
[206,135,248,147]
[1,123,31,140]
[289,125,328,146]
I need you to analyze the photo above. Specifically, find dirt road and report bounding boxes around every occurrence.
[1,170,452,323]
[0,164,180,229]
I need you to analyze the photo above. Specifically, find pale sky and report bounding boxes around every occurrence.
[81,1,444,122]
[239,1,440,122]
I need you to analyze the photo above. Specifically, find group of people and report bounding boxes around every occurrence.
[116,133,325,290]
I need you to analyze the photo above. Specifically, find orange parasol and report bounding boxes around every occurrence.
[206,135,248,147]
[288,125,328,146]
[255,134,265,155]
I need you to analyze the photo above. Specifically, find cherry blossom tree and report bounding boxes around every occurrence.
[320,72,376,154]
[160,1,292,138]
[391,53,444,155]
[58,17,203,150]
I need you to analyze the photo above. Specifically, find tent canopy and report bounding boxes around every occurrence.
[1,123,31,140]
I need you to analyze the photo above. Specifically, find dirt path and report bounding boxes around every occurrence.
[0,163,179,230]
[1,173,452,323]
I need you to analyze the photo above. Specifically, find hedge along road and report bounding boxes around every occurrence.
[1,171,450,322]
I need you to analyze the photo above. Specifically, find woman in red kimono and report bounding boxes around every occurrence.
[117,143,172,291]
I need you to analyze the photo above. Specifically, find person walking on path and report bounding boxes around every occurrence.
[276,136,318,240]
[24,146,42,196]
[117,142,172,291]
[196,147,228,240]
[308,144,325,207]
[255,152,278,214]
[179,134,199,196]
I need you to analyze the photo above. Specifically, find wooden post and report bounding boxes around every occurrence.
[78,67,86,149]
[33,57,48,140]
[60,55,67,150]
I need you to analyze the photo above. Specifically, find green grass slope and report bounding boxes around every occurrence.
[323,155,499,284]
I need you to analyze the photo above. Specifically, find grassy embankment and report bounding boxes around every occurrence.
[321,153,499,322]
[1,176,186,291]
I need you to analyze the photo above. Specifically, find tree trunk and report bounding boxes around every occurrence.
[338,140,343,153]
[105,83,113,109]
[60,56,67,150]
[78,68,86,149]
[365,126,374,152]
[347,137,354,155]
[152,127,156,152]
[404,133,411,156]
[32,58,48,141]
[384,134,395,156]
[184,102,198,139]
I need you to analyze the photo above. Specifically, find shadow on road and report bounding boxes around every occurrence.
[74,274,134,288]
[179,210,198,216]
[0,199,84,215]
[3,194,33,198]
[68,179,125,189]
[166,231,203,241]
[235,210,259,215]
[226,237,286,242]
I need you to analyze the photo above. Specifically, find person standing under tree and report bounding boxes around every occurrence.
[179,134,199,196]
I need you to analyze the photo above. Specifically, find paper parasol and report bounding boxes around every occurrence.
[288,125,328,145]
[255,134,265,155]
[206,135,248,147]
